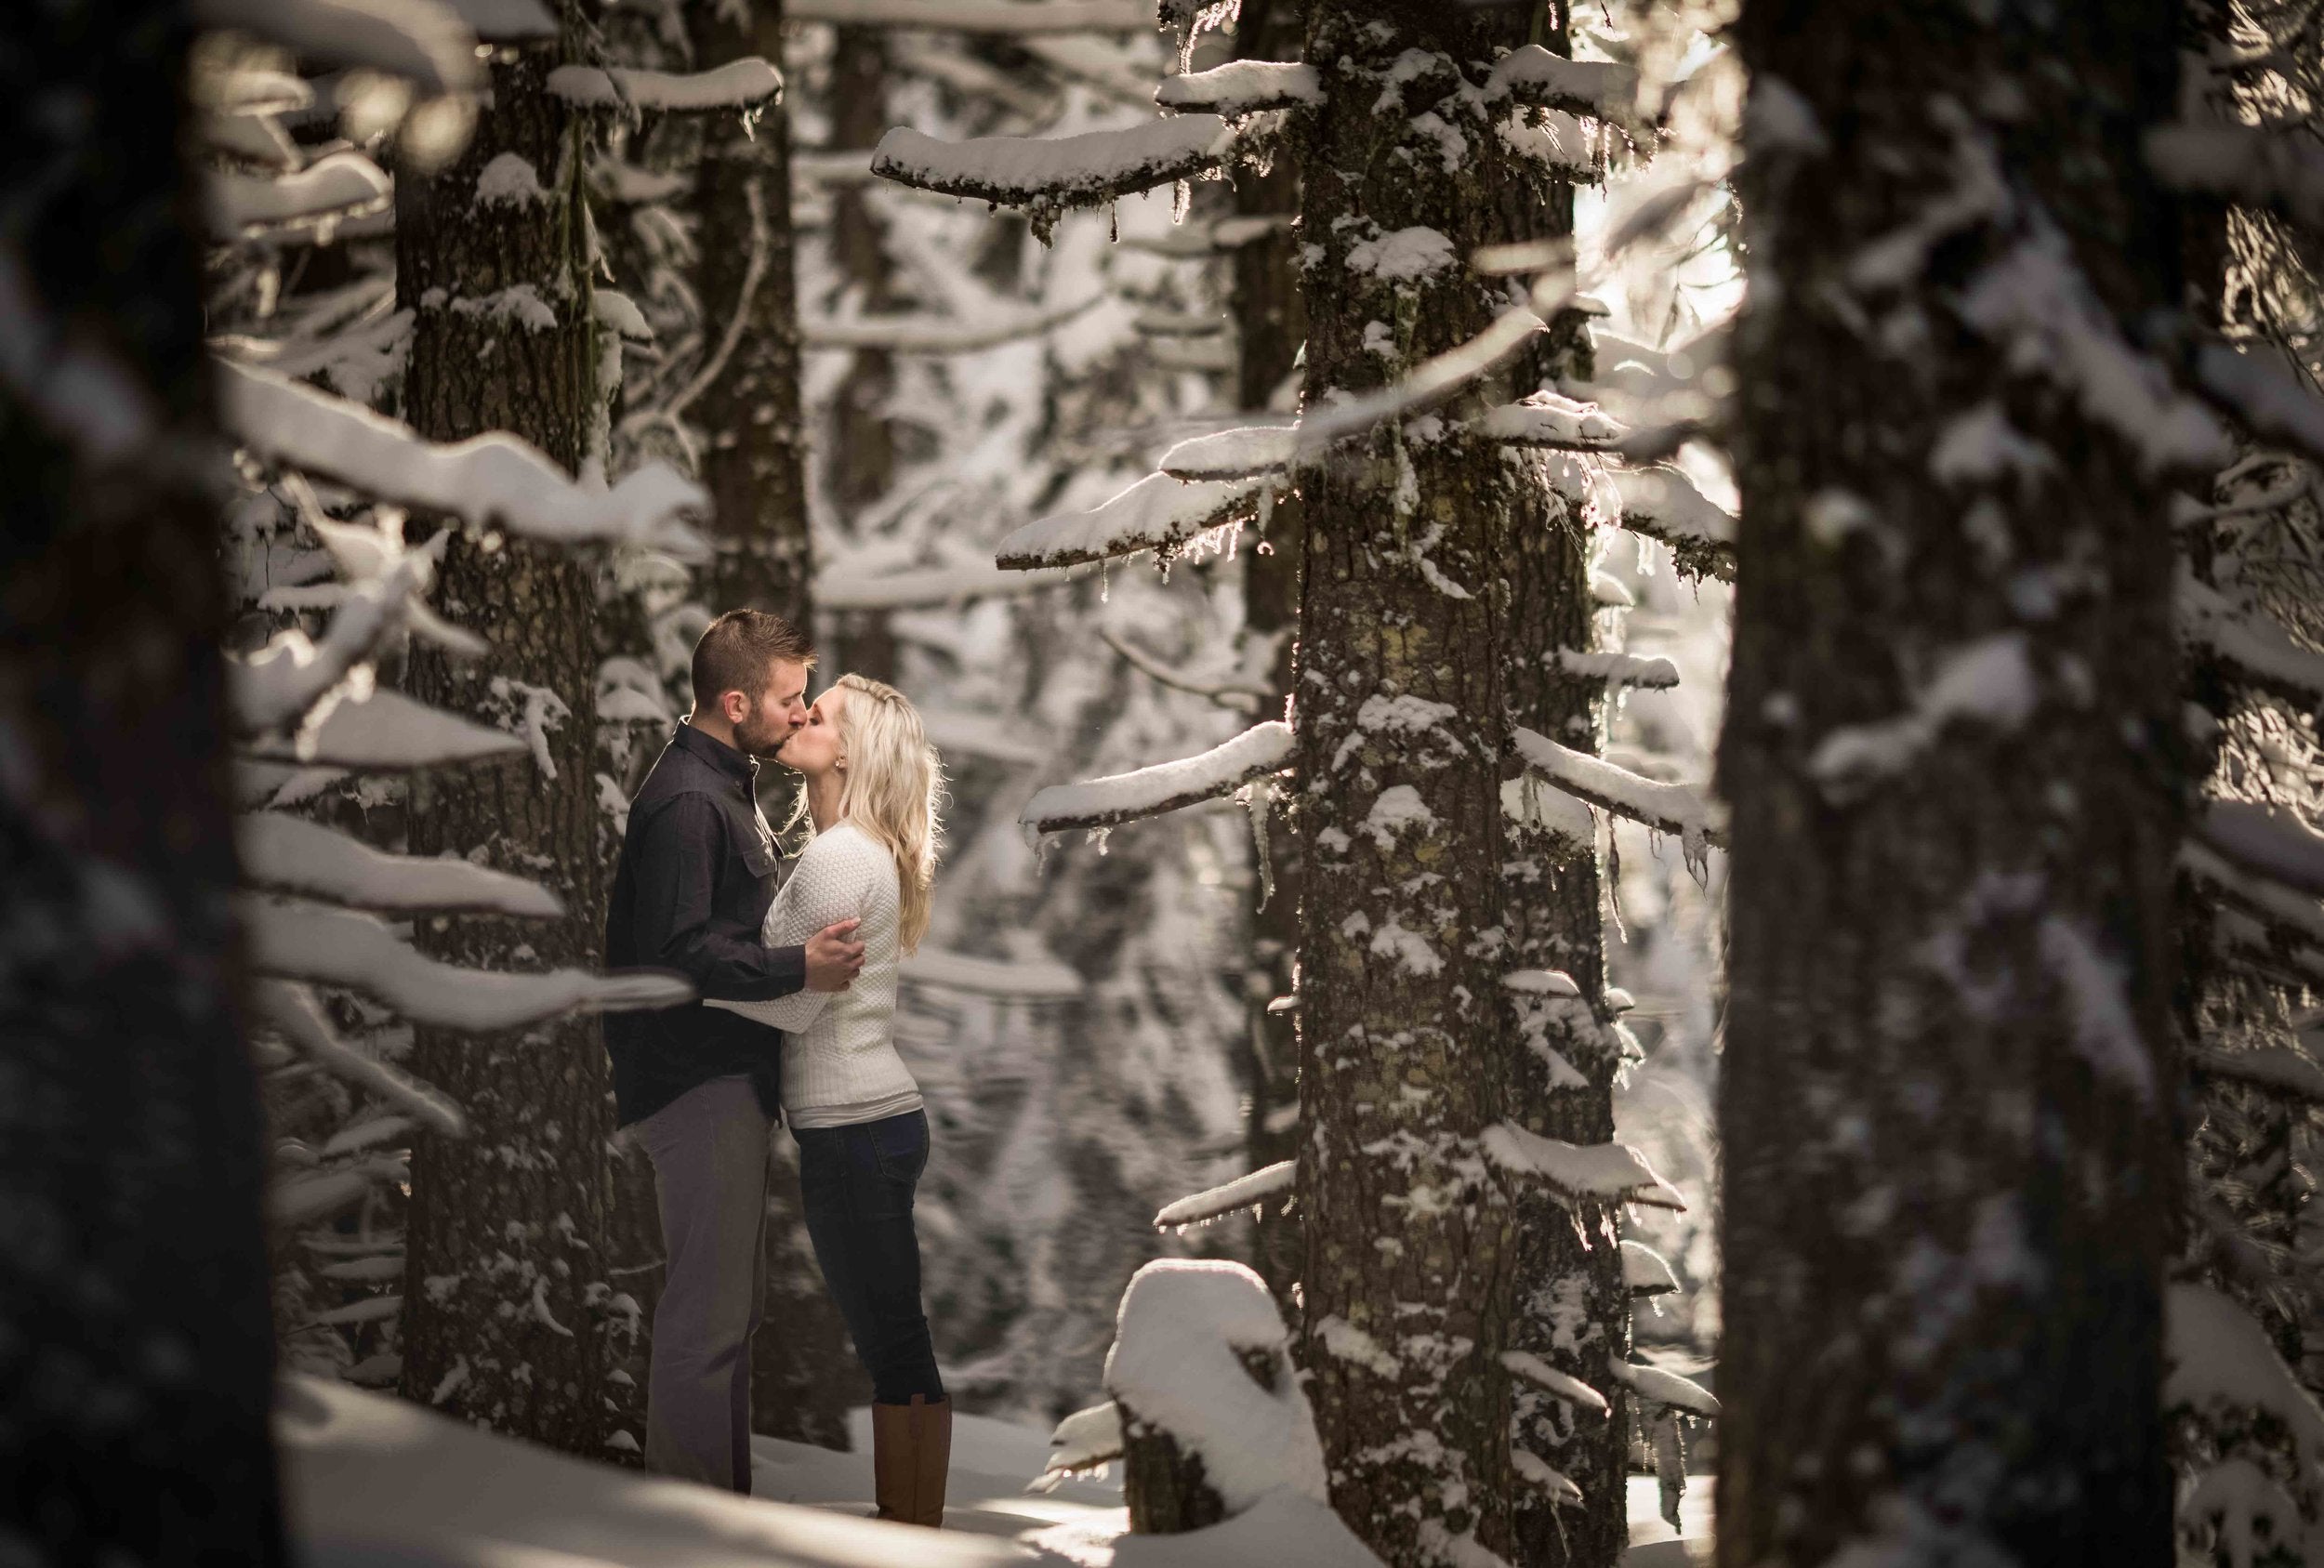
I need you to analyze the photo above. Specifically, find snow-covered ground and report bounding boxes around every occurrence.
[282,1376,1710,1567]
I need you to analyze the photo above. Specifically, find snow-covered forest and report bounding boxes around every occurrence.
[9,0,2324,1565]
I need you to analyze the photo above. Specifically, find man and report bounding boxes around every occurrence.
[605,609,865,1492]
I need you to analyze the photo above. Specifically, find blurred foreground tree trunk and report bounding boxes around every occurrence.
[394,18,614,1455]
[1717,2,2192,1563]
[0,0,285,1560]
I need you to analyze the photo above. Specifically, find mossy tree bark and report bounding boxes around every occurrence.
[1291,5,1560,1561]
[393,26,616,1455]
[0,2,284,1558]
[1717,2,2189,1562]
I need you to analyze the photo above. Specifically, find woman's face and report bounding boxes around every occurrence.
[786,686,847,778]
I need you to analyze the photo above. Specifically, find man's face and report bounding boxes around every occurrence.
[727,659,812,758]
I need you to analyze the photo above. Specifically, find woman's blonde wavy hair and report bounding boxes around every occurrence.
[825,673,945,954]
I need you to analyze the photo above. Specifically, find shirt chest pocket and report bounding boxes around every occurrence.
[719,798,780,883]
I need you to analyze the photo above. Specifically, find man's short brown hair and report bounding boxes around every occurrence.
[690,609,816,710]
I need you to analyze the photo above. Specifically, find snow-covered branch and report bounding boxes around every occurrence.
[192,0,499,98]
[2183,840,2324,958]
[243,896,693,1031]
[200,110,301,171]
[624,182,770,442]
[996,471,1268,569]
[1036,1402,1126,1491]
[2188,340,2324,470]
[1604,467,1736,581]
[2190,1046,2324,1104]
[902,945,1085,999]
[800,293,1100,352]
[1119,213,1292,257]
[1475,391,1628,452]
[548,59,783,112]
[2178,570,2324,710]
[230,553,436,736]
[1486,46,1644,134]
[2168,1283,2324,1467]
[1158,426,1297,481]
[2212,906,2324,996]
[1099,626,1271,711]
[239,813,564,916]
[871,115,1246,215]
[2198,800,2324,901]
[219,362,708,558]
[251,979,468,1137]
[1623,1240,1681,1297]
[788,0,1152,31]
[1155,61,1322,116]
[1501,1351,1610,1415]
[1512,726,1727,854]
[239,688,527,772]
[1610,1362,1720,1416]
[1153,1160,1296,1232]
[818,553,1081,610]
[1293,271,1578,455]
[205,151,390,240]
[1551,650,1682,690]
[1481,1122,1686,1209]
[1022,719,1293,836]
[2148,123,2324,235]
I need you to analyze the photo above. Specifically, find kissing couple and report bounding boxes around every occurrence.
[602,609,952,1525]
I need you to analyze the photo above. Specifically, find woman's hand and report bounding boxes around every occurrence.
[805,919,865,992]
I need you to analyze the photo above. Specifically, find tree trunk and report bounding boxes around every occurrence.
[1292,6,1551,1561]
[1121,1403,1231,1535]
[691,0,812,622]
[1499,59,1630,1561]
[1229,0,1308,1311]
[821,23,900,682]
[683,0,855,1455]
[0,2,284,1561]
[1717,3,2188,1563]
[393,28,614,1455]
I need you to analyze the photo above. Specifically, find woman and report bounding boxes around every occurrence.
[707,673,951,1527]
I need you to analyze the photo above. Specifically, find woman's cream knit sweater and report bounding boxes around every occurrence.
[706,822,921,1128]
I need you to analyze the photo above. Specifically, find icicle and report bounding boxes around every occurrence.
[1242,775,1277,911]
[1174,177,1192,226]
[1652,1410,1686,1531]
[1602,807,1628,944]
[1089,825,1112,857]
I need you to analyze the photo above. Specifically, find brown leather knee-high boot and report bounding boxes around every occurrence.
[871,1395,951,1527]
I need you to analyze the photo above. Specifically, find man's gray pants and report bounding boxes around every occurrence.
[636,1074,771,1493]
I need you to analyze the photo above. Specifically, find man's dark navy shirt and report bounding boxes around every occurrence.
[604,722,807,1126]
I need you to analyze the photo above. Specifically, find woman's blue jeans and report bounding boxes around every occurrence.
[791,1109,945,1406]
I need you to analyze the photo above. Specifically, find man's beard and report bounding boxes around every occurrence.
[734,714,790,758]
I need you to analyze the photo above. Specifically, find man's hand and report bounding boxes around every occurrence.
[805,919,865,993]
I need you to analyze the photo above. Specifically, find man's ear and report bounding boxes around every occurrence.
[721,688,749,725]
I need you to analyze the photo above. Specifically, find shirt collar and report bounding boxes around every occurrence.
[674,719,759,786]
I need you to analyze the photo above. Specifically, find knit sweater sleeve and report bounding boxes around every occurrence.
[705,830,878,1034]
